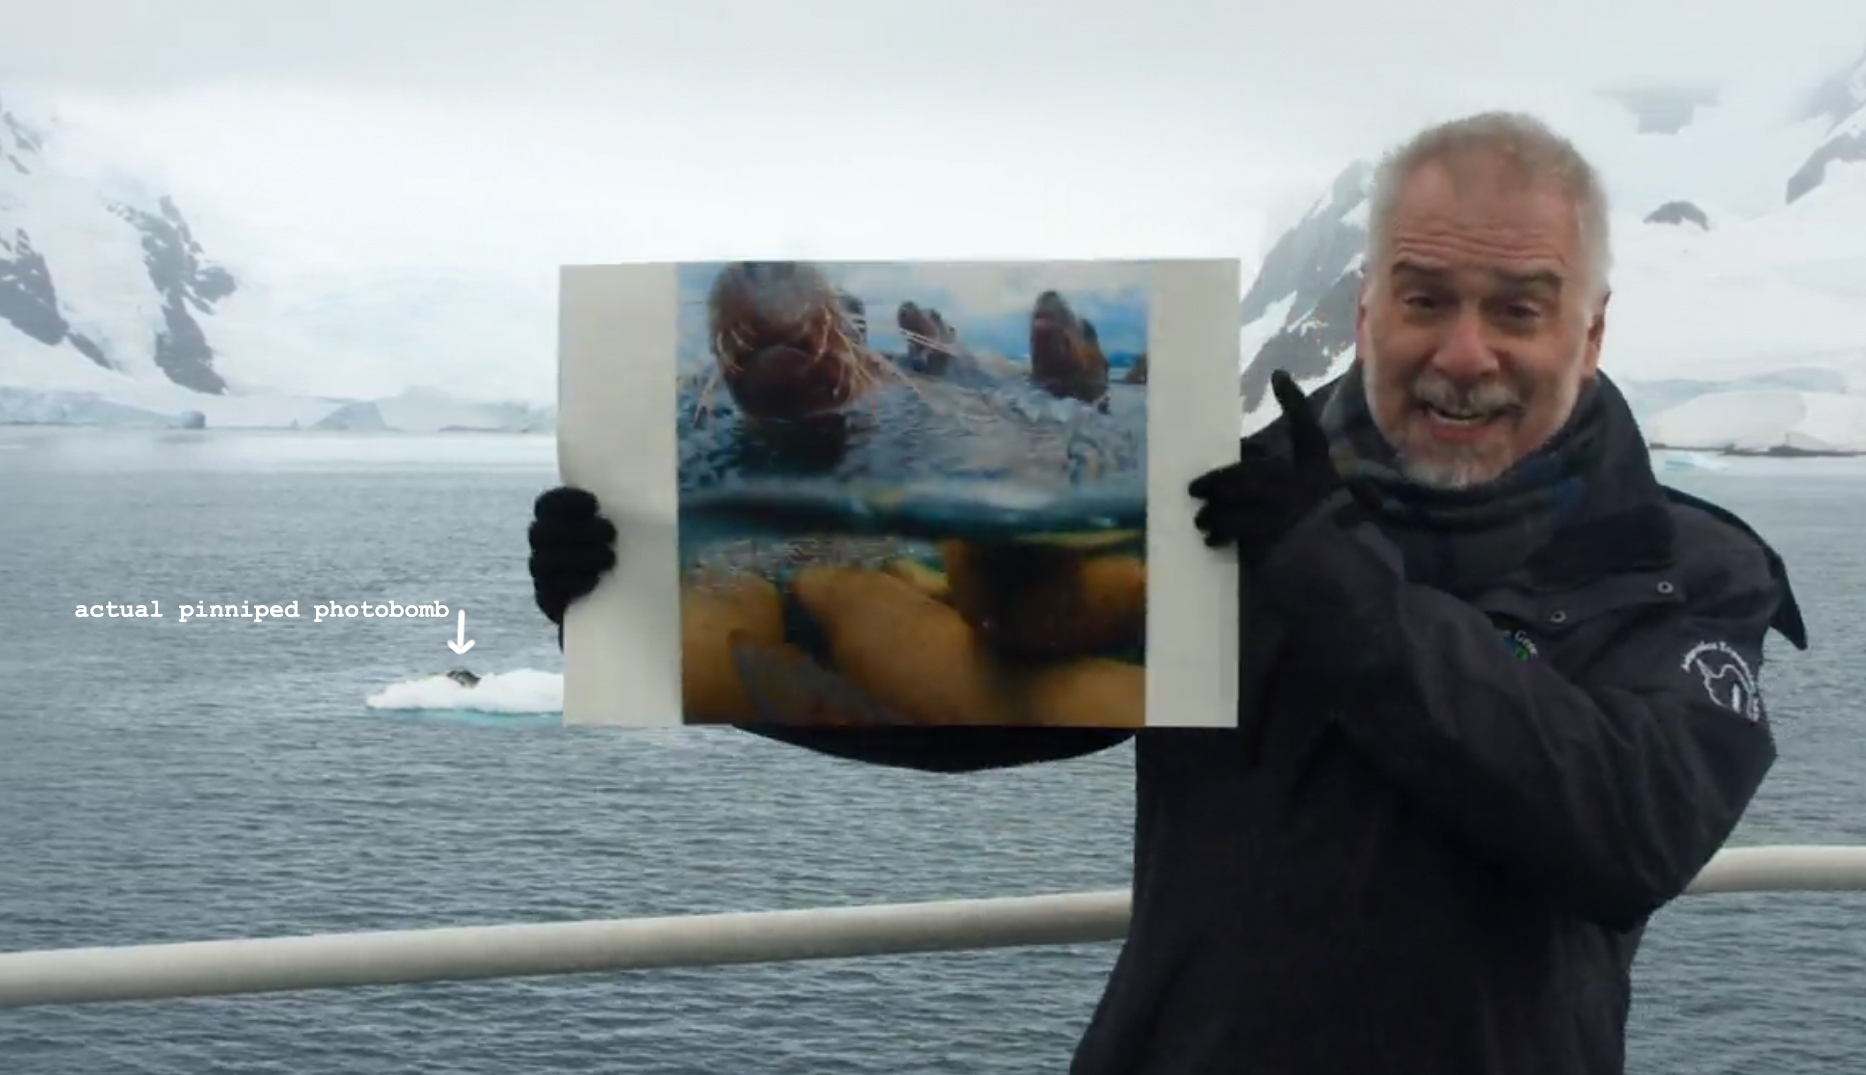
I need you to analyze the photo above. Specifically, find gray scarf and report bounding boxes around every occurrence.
[1313,362,1606,595]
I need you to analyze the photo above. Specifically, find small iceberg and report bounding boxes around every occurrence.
[365,668,563,716]
[1654,449,1730,473]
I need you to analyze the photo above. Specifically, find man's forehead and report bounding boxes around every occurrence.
[1383,157,1580,283]
[1389,258,1568,291]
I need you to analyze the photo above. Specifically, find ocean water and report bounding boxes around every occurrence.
[673,369,1147,574]
[0,429,1862,1075]
[674,370,1148,496]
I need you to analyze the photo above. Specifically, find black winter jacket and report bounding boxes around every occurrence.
[748,374,1807,1075]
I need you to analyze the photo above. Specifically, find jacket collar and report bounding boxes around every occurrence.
[1259,367,1805,648]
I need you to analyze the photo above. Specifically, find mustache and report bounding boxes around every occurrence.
[1412,373,1522,414]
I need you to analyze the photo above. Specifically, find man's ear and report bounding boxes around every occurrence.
[1355,278,1371,348]
[1581,289,1611,377]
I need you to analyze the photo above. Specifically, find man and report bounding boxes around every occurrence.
[527,111,1807,1074]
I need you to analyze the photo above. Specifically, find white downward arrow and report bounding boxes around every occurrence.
[448,609,475,654]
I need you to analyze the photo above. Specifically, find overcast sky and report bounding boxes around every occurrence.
[5,0,1864,277]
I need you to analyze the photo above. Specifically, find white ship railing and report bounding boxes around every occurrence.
[2,844,1863,1008]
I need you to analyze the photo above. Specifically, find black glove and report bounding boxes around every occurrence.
[1188,371,1343,561]
[527,486,617,627]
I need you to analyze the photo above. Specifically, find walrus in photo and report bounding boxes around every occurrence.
[897,301,960,375]
[703,261,887,426]
[1123,352,1148,385]
[1029,290,1111,406]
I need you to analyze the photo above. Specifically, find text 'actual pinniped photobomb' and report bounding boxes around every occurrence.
[72,601,453,624]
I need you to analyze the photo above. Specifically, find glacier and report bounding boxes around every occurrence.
[1647,389,1866,454]
[0,386,189,428]
[312,388,555,434]
[0,382,555,433]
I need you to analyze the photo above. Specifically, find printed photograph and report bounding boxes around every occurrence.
[672,259,1153,727]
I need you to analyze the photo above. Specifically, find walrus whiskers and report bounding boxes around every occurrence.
[829,317,936,416]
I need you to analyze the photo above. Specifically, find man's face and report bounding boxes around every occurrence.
[1356,154,1607,489]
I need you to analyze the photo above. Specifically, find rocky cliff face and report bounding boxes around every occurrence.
[107,198,237,393]
[0,94,237,393]
[1645,200,1711,229]
[1786,46,1866,204]
[1,225,110,368]
[1237,161,1371,413]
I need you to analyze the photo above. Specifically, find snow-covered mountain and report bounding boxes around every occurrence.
[1240,43,1866,452]
[1788,45,1866,204]
[9,45,1866,448]
[1238,160,1371,415]
[1,97,240,397]
[0,94,552,431]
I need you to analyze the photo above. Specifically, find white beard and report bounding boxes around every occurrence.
[1359,345,1584,491]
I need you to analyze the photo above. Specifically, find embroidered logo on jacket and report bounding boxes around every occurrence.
[1681,640,1763,722]
[1501,629,1539,661]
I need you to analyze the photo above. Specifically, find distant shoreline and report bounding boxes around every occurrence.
[1650,442,1865,459]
